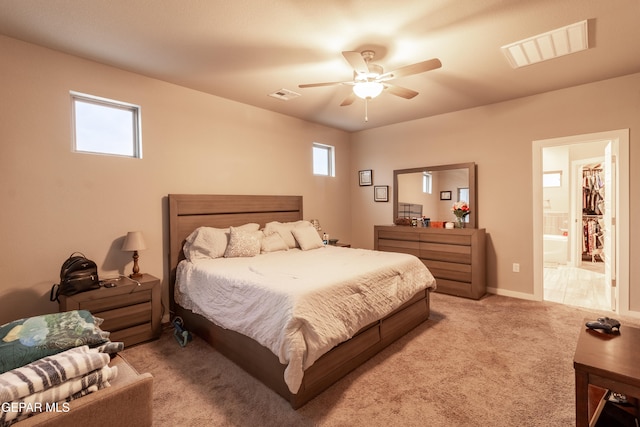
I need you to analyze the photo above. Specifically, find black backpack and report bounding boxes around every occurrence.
[50,252,100,302]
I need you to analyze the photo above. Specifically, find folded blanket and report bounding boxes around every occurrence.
[1,365,117,426]
[0,345,118,426]
[0,310,111,374]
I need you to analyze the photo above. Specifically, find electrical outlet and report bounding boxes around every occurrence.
[513,263,520,273]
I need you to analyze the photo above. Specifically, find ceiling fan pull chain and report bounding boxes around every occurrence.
[364,98,369,122]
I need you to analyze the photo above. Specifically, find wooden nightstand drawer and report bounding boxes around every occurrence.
[109,324,153,347]
[99,301,152,332]
[78,290,151,312]
[58,274,161,347]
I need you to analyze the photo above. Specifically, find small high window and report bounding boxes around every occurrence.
[71,91,141,158]
[312,143,335,176]
[543,171,562,188]
[422,172,432,194]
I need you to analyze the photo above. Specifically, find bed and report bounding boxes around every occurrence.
[168,194,436,408]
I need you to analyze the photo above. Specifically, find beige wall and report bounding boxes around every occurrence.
[0,35,351,324]
[2,33,639,324]
[349,72,640,311]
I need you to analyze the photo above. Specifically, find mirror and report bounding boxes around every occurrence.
[393,162,477,228]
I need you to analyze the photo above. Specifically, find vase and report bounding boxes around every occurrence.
[454,216,465,229]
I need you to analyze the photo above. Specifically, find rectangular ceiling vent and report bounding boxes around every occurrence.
[268,88,301,101]
[501,20,589,68]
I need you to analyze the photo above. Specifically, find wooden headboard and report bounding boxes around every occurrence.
[167,194,303,312]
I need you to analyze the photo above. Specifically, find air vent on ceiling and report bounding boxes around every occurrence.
[501,20,589,68]
[268,89,301,101]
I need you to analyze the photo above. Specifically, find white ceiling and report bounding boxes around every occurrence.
[1,0,639,132]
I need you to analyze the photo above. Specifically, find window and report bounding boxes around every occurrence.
[422,172,432,194]
[312,143,335,176]
[543,171,562,187]
[458,187,470,203]
[458,187,470,223]
[71,92,141,158]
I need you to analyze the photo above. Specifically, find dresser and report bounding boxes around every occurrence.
[374,225,486,299]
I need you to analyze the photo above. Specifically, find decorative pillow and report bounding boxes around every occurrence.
[291,225,325,251]
[0,310,110,374]
[261,233,289,253]
[263,220,312,249]
[224,227,263,258]
[183,223,260,261]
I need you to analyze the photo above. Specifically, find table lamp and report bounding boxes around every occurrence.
[121,231,146,279]
[310,219,322,232]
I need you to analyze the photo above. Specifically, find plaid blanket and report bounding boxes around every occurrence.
[0,345,119,426]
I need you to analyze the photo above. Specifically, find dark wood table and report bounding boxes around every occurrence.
[573,320,640,426]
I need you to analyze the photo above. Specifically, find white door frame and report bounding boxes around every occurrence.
[532,129,630,314]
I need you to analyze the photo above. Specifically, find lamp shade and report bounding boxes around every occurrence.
[353,81,383,99]
[121,231,146,251]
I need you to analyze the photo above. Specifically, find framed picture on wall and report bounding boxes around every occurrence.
[374,185,389,202]
[359,169,373,186]
[440,190,452,201]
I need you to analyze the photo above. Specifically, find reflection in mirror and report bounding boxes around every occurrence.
[393,162,477,228]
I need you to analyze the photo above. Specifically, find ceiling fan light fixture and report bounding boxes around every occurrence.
[353,81,384,99]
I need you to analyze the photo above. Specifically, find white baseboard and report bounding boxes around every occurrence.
[487,287,640,319]
[486,287,541,301]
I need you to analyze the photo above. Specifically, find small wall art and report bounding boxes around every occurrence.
[440,190,452,201]
[359,169,373,186]
[374,185,389,202]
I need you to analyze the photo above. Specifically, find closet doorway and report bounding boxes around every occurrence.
[532,130,629,314]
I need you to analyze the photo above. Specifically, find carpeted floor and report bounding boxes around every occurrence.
[121,293,639,426]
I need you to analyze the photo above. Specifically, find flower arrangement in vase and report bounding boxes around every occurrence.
[451,201,470,228]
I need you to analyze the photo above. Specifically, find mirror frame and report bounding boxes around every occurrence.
[393,162,477,228]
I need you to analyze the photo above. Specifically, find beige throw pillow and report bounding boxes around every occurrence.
[261,233,289,253]
[291,225,325,251]
[224,227,263,258]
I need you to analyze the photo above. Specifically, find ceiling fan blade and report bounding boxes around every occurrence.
[298,81,345,88]
[378,58,442,81]
[340,92,356,106]
[342,51,369,74]
[384,84,419,99]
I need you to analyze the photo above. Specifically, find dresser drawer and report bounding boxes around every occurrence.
[420,242,471,264]
[424,259,473,283]
[377,230,420,242]
[435,278,475,298]
[420,233,471,246]
[377,240,420,257]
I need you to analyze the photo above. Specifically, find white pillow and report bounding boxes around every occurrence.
[261,233,289,253]
[183,223,260,261]
[183,227,228,261]
[263,220,312,249]
[291,225,325,251]
[224,227,263,258]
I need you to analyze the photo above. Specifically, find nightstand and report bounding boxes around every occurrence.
[58,274,162,347]
[331,242,351,248]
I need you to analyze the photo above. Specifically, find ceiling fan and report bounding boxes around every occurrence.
[298,50,442,107]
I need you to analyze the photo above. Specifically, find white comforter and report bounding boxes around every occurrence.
[175,245,436,393]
